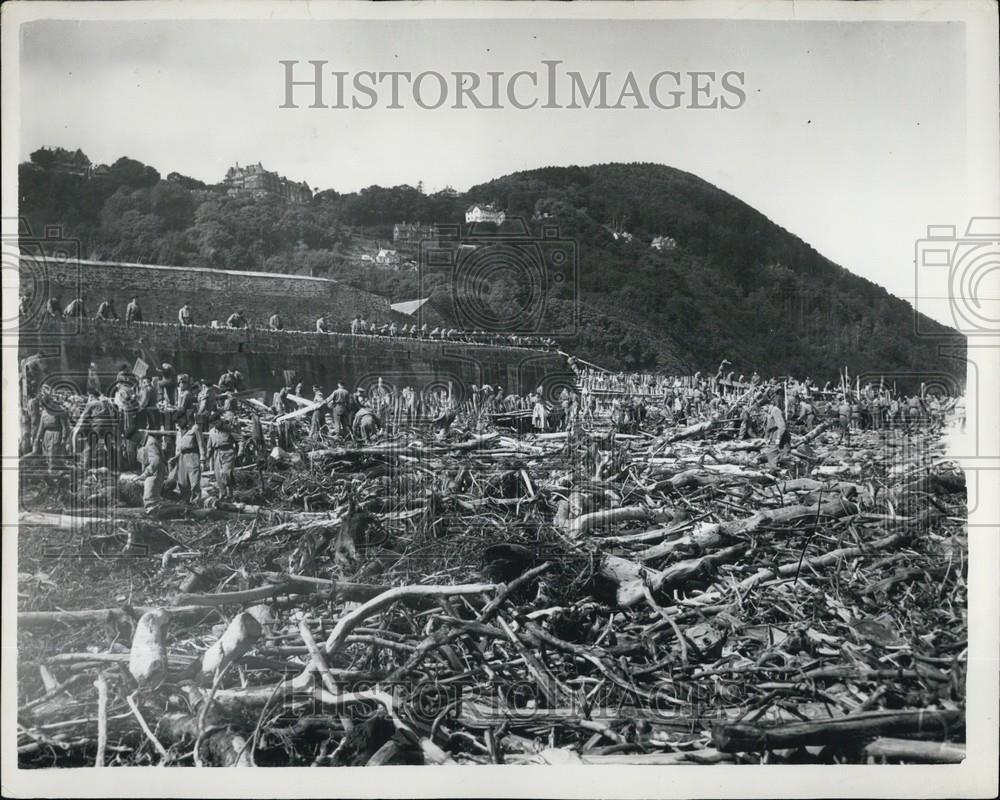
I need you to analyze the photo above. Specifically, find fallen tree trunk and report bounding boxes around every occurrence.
[18,605,220,629]
[567,505,669,537]
[712,709,964,753]
[795,419,833,445]
[721,497,859,537]
[735,530,908,593]
[636,521,730,562]
[173,575,392,606]
[321,582,497,656]
[665,419,719,443]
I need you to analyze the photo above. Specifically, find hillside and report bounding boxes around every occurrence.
[18,150,965,385]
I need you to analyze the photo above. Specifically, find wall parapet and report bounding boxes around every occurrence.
[29,258,391,331]
[19,318,569,401]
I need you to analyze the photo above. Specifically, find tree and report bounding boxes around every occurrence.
[108,157,160,190]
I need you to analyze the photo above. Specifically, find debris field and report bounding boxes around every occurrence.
[16,405,968,767]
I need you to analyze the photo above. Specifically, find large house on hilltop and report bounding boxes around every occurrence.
[465,204,505,225]
[224,162,312,203]
[28,147,94,177]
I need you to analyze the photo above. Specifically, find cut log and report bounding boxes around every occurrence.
[201,612,263,678]
[129,609,170,689]
[665,419,719,443]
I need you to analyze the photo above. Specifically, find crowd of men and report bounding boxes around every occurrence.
[19,358,443,513]
[20,339,962,517]
[567,359,963,448]
[19,357,260,512]
[36,294,557,350]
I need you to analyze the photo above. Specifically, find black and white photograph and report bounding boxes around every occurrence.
[2,1,997,797]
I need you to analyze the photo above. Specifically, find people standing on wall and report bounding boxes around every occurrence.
[269,312,283,330]
[63,297,86,317]
[96,299,119,321]
[316,315,330,333]
[227,310,248,328]
[125,296,143,324]
[178,302,195,325]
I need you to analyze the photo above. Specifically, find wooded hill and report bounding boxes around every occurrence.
[19,150,965,384]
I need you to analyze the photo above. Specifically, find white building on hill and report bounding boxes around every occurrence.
[465,204,505,225]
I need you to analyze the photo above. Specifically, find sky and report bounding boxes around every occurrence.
[17,16,972,324]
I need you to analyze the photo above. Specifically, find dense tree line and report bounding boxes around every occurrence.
[19,149,965,383]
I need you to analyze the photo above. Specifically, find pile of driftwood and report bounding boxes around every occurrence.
[17,412,967,766]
